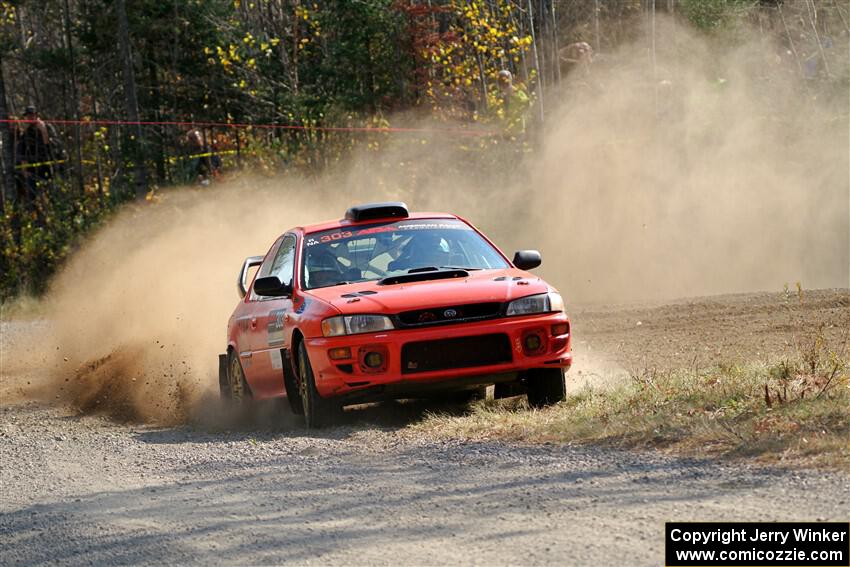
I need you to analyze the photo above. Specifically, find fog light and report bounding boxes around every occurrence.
[358,345,389,373]
[524,334,541,351]
[364,351,383,369]
[328,347,352,360]
[522,329,547,355]
[551,322,570,336]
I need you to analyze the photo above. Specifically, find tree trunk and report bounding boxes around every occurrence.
[148,61,166,185]
[116,0,147,198]
[0,53,15,212]
[63,0,85,196]
[594,0,601,53]
[526,0,544,124]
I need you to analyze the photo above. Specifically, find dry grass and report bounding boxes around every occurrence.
[415,289,850,469]
[413,347,850,470]
[0,295,48,321]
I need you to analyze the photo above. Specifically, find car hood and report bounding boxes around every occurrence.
[302,269,551,315]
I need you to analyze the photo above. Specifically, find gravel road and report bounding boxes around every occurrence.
[2,291,848,565]
[1,403,848,566]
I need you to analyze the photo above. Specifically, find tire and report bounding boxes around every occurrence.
[296,341,340,428]
[226,350,252,405]
[526,368,566,408]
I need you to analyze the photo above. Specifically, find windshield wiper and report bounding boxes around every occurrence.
[311,281,353,288]
[406,266,481,274]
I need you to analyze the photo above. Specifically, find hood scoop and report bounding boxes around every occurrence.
[379,269,469,286]
[493,276,525,282]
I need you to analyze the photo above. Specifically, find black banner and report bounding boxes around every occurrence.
[666,522,849,566]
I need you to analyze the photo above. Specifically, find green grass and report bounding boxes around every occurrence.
[413,357,850,470]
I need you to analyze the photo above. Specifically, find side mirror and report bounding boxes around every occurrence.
[252,276,293,297]
[513,250,542,270]
[238,255,264,298]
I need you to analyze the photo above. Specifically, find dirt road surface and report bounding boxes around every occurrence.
[1,290,848,566]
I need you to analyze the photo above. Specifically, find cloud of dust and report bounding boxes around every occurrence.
[526,18,849,302]
[1,18,846,423]
[17,180,358,423]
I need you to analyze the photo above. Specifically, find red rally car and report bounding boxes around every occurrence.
[219,202,572,427]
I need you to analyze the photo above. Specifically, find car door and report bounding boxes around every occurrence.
[234,239,281,383]
[236,237,281,394]
[245,233,297,399]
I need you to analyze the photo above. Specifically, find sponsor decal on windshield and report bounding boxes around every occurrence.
[305,221,469,247]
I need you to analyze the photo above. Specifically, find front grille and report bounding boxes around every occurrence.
[397,302,502,328]
[401,333,512,374]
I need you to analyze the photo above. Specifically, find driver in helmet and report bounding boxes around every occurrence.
[306,250,345,288]
[389,232,451,272]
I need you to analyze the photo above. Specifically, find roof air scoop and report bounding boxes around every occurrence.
[345,202,409,222]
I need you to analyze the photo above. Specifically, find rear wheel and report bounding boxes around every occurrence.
[227,350,252,405]
[526,368,566,408]
[296,341,340,428]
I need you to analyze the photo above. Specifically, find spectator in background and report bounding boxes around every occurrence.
[208,133,223,179]
[497,70,530,138]
[559,41,594,75]
[803,36,833,79]
[15,106,60,211]
[185,128,215,186]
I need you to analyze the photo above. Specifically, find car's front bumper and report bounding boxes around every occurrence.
[305,312,571,399]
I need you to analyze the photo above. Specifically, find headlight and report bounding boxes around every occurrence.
[321,315,395,337]
[506,292,564,316]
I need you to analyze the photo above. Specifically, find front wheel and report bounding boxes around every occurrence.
[296,342,340,428]
[526,368,566,408]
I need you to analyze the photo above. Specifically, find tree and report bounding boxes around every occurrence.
[0,1,17,211]
[0,51,13,212]
[62,0,85,196]
[116,0,147,198]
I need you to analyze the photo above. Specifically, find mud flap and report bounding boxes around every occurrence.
[218,354,229,399]
[281,348,304,414]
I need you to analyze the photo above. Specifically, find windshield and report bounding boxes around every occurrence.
[301,219,509,289]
